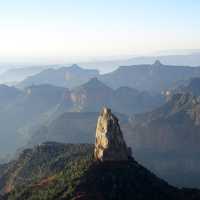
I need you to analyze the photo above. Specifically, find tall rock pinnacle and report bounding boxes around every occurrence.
[94,107,130,161]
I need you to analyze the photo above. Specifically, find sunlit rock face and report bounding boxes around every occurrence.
[94,107,130,161]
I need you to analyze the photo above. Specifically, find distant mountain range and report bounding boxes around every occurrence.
[17,61,200,93]
[77,52,200,73]
[18,64,99,89]
[0,78,163,157]
[119,53,200,67]
[1,52,200,85]
[0,66,47,84]
[99,60,200,92]
[57,78,164,114]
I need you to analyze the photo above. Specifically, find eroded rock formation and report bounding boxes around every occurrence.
[94,107,130,161]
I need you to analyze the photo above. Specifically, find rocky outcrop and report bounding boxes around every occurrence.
[94,107,130,161]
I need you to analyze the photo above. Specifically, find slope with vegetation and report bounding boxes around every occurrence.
[1,108,200,200]
[0,143,93,196]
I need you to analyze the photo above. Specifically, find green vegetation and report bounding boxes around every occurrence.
[7,154,93,200]
[0,143,93,199]
[2,142,200,200]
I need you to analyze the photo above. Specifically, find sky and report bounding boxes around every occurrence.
[0,0,200,63]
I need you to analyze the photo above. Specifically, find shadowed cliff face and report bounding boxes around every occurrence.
[94,108,130,161]
[129,93,200,153]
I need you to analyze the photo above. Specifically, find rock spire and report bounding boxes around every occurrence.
[94,107,131,161]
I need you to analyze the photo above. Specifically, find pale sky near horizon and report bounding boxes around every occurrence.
[0,0,200,63]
